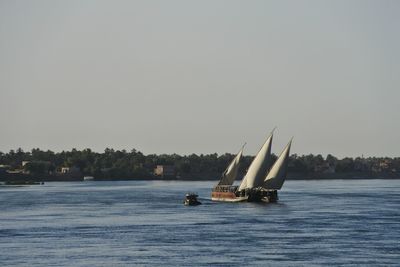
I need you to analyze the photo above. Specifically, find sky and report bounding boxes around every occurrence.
[0,0,399,158]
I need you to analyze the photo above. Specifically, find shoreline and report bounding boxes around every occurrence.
[0,172,400,184]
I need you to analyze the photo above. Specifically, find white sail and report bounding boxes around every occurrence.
[263,138,292,190]
[217,145,244,186]
[238,132,273,191]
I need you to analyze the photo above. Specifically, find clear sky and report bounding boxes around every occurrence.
[1,0,399,157]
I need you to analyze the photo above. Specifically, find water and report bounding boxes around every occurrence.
[1,180,399,266]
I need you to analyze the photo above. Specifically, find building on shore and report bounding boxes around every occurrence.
[154,165,176,178]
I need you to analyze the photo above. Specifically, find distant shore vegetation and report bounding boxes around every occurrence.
[1,148,399,181]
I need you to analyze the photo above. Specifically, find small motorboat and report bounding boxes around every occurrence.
[183,193,202,206]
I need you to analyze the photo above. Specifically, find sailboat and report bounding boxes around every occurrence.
[211,130,292,203]
[211,144,246,202]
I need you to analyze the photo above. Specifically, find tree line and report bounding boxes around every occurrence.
[0,148,399,180]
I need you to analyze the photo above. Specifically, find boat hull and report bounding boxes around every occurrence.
[247,189,279,203]
[211,189,279,203]
[211,191,248,202]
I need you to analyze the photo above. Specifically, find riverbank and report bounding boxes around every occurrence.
[1,171,400,183]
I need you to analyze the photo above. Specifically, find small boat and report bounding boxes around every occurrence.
[83,176,94,181]
[184,193,202,206]
[4,181,44,186]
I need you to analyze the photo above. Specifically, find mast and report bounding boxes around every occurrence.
[238,129,274,191]
[263,138,292,190]
[216,144,245,186]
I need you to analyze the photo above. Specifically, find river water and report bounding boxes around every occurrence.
[1,179,399,266]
